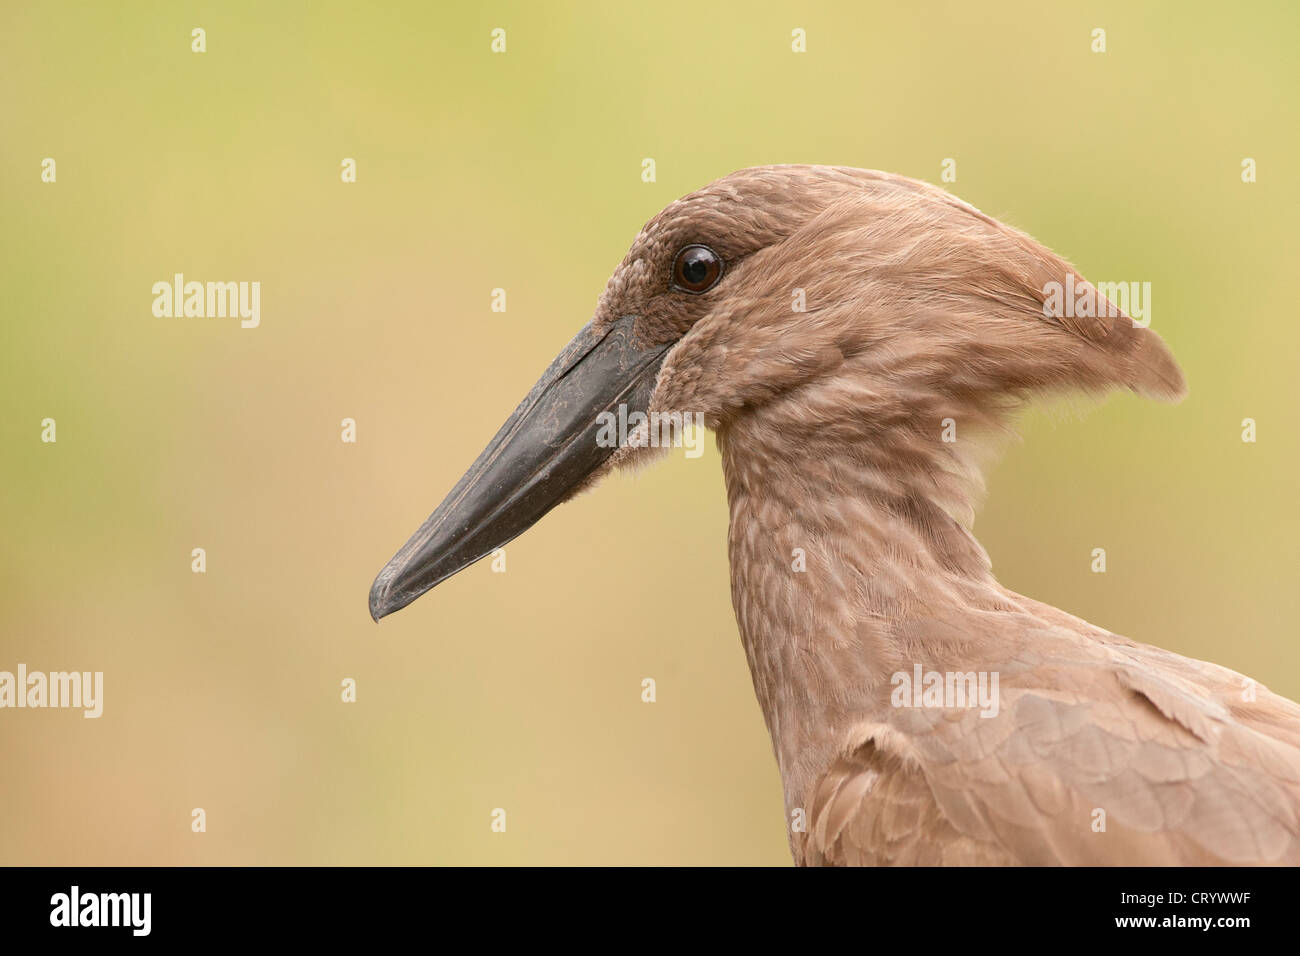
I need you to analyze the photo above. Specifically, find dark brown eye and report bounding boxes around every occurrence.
[672,244,723,294]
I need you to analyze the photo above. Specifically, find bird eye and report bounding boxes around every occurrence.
[672,244,724,294]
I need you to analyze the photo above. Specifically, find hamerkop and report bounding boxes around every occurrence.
[370,166,1300,865]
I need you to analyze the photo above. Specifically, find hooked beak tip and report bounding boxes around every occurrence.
[368,574,399,623]
[370,555,437,621]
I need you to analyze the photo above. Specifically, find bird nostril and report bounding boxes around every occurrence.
[672,244,723,293]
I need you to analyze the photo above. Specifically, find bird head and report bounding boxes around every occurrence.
[369,164,1185,620]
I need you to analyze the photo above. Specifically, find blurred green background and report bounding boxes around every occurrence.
[1,1,1297,865]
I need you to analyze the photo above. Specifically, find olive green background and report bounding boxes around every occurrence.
[1,2,1296,865]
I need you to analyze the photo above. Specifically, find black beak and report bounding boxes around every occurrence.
[369,314,670,621]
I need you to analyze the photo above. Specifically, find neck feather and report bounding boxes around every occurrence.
[716,383,1013,809]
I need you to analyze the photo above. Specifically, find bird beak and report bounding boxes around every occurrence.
[369,314,670,621]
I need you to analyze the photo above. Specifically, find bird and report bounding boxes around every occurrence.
[369,165,1300,865]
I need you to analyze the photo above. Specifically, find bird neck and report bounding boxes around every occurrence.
[717,403,1002,810]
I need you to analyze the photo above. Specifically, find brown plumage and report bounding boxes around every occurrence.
[372,165,1300,865]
